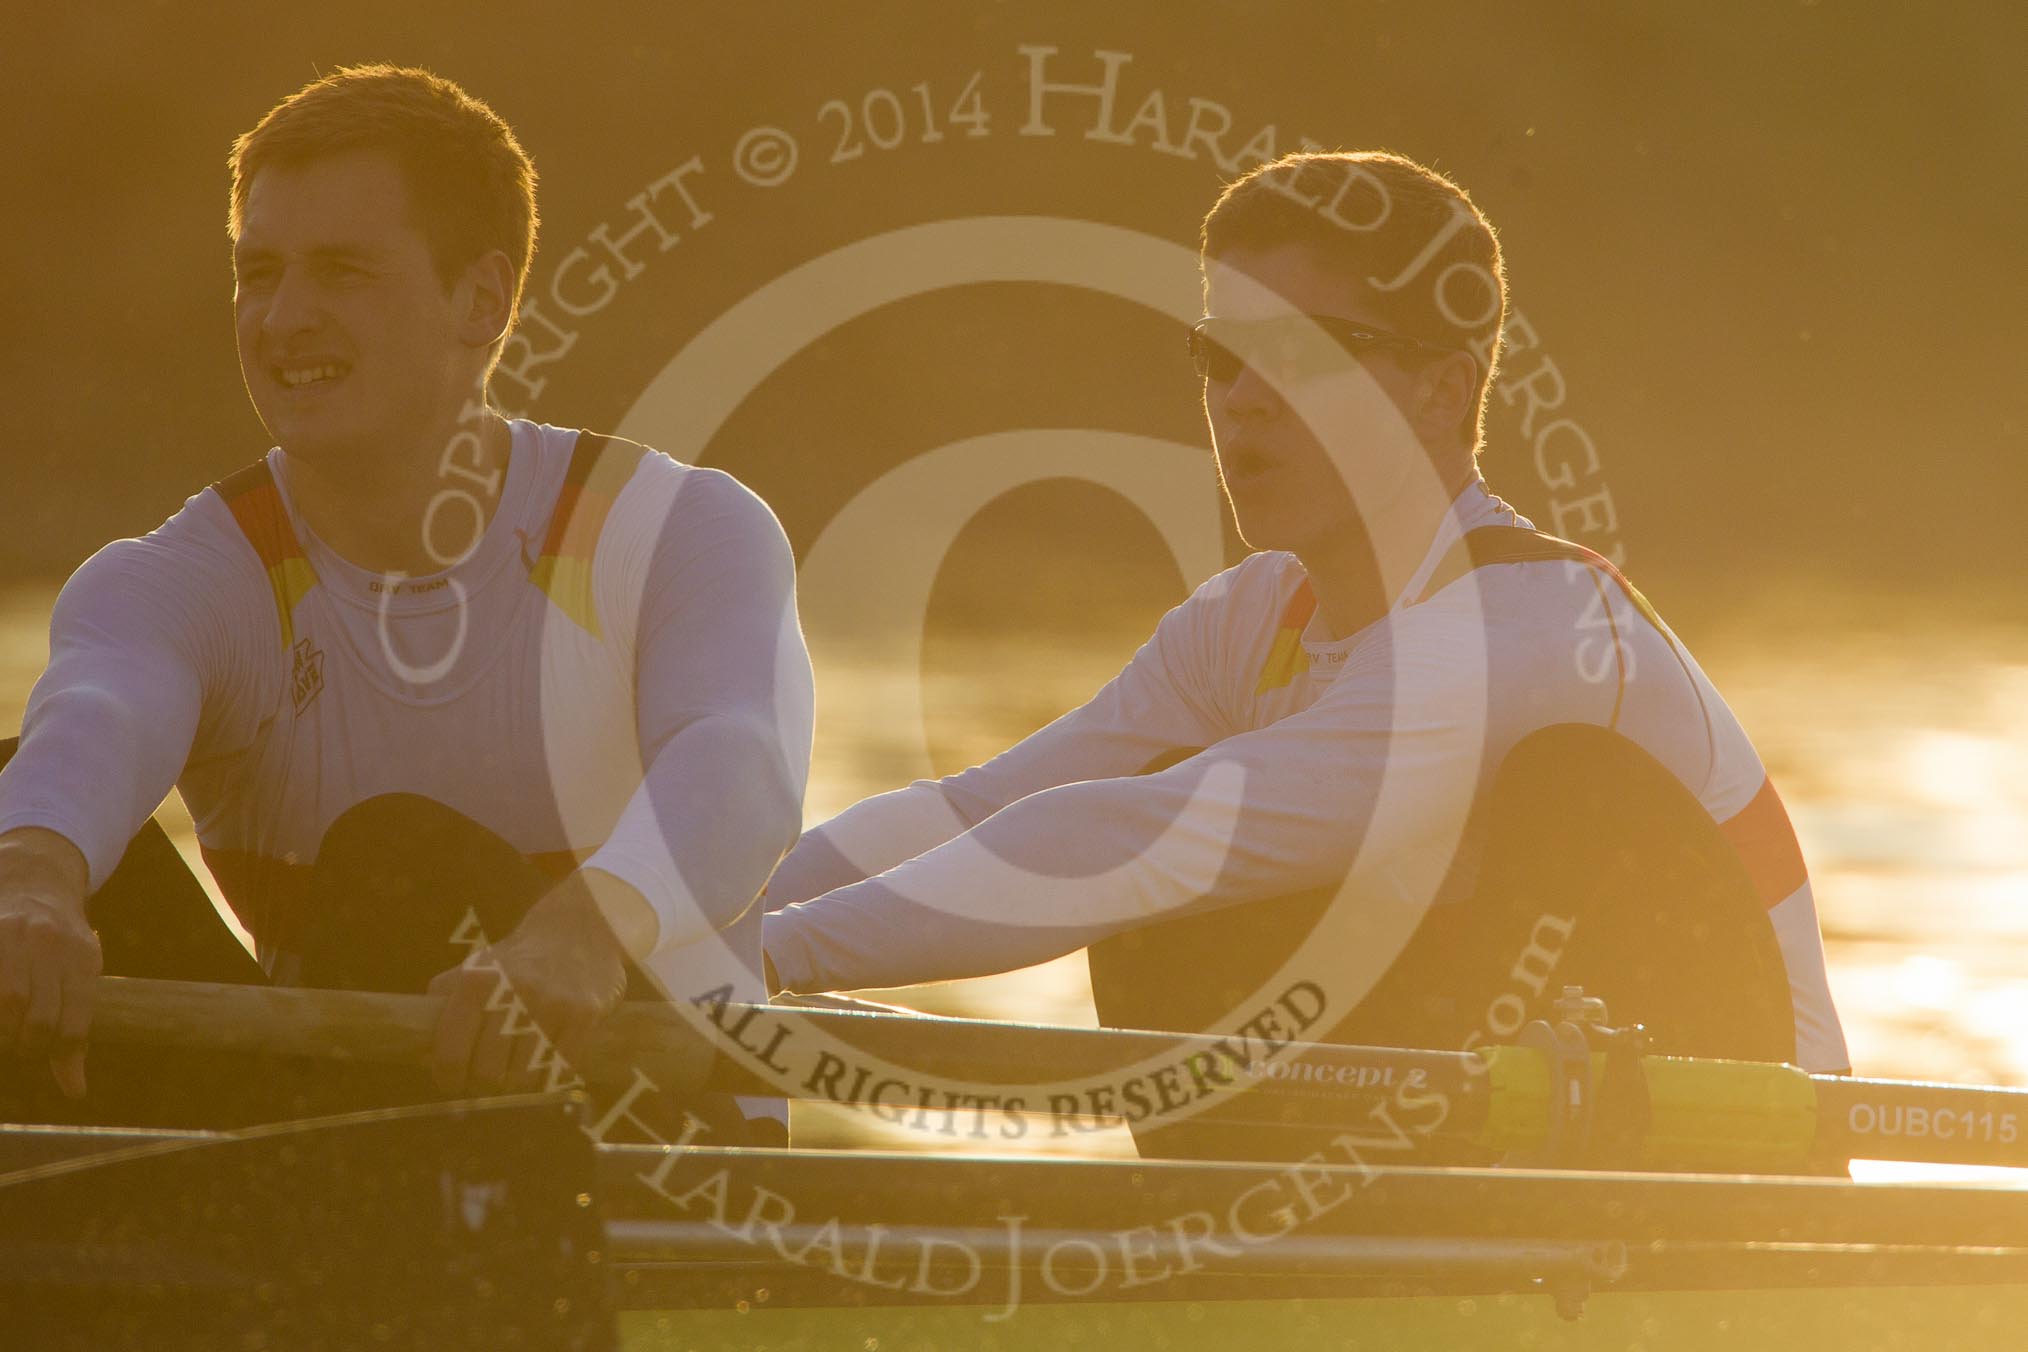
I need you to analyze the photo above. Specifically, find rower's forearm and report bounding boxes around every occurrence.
[0,681,197,894]
[0,827,91,906]
[772,753,1287,993]
[765,878,1104,994]
[0,547,214,893]
[584,712,804,957]
[572,867,660,963]
[764,782,977,912]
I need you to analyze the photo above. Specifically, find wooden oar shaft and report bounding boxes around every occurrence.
[87,976,1486,1121]
[88,976,721,1095]
[91,978,2028,1171]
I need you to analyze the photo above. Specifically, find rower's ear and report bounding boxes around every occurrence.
[454,248,517,353]
[1412,348,1479,441]
[1411,346,1476,425]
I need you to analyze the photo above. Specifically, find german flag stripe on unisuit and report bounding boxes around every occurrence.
[1719,774,1811,909]
[527,431,648,639]
[1253,577,1317,693]
[213,460,317,651]
[1415,526,1666,635]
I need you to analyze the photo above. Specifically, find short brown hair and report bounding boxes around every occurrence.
[1202,151,1507,448]
[229,65,539,337]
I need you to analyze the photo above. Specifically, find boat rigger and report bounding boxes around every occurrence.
[7,1093,2028,1350]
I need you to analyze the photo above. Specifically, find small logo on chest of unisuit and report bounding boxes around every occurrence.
[291,638,325,714]
[366,576,452,596]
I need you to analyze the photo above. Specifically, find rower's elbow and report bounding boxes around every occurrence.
[707,711,808,860]
[29,678,145,737]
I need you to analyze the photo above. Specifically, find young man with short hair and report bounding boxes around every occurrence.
[0,66,812,1142]
[762,151,1847,1085]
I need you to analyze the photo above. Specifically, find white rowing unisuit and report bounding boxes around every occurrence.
[764,480,1849,1074]
[0,420,813,1044]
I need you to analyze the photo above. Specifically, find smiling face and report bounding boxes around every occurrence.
[1201,242,1452,561]
[232,148,485,469]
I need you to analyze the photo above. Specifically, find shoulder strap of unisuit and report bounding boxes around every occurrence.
[211,459,318,651]
[1415,526,1666,634]
[1418,524,1693,738]
[1252,527,1666,694]
[526,431,650,640]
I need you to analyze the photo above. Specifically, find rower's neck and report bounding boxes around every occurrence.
[1302,462,1481,642]
[283,409,513,577]
[1301,533,1390,643]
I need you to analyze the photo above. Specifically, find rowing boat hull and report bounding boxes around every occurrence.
[9,1098,2028,1350]
[616,1286,2028,1352]
[595,1142,2028,1350]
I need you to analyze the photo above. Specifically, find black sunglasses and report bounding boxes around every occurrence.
[1188,314,1462,385]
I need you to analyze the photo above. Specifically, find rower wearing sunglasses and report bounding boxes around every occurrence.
[763,151,1848,1154]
